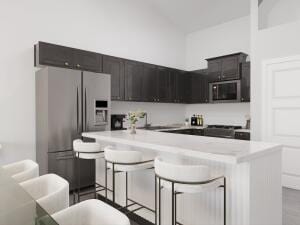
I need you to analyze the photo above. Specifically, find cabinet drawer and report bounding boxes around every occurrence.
[235,132,250,140]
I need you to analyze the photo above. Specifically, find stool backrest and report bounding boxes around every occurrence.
[154,157,210,183]
[104,146,142,164]
[73,139,101,153]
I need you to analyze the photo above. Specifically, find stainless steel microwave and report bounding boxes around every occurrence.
[209,80,241,103]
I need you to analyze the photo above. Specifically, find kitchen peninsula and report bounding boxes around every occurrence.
[83,130,282,225]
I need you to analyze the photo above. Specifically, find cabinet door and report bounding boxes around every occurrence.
[207,59,222,81]
[102,56,125,101]
[38,42,73,68]
[241,62,250,102]
[176,71,189,103]
[189,73,202,103]
[125,60,143,101]
[73,49,102,72]
[200,75,210,103]
[221,56,240,80]
[157,67,171,102]
[142,64,158,102]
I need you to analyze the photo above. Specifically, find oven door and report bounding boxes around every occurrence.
[209,80,241,103]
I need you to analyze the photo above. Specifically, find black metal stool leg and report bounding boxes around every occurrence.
[78,153,81,202]
[224,177,226,225]
[155,175,157,225]
[172,182,175,225]
[125,172,128,208]
[175,192,177,225]
[159,177,161,225]
[105,160,108,200]
[112,163,115,203]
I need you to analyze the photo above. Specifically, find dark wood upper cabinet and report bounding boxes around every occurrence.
[207,59,222,81]
[36,42,102,73]
[124,60,143,101]
[37,42,74,68]
[73,49,102,72]
[221,56,240,80]
[187,70,209,104]
[157,67,171,102]
[241,62,250,102]
[206,53,247,82]
[142,64,158,102]
[170,70,188,103]
[102,56,125,101]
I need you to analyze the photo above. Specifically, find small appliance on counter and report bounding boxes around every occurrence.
[203,125,242,139]
[191,115,204,126]
[111,114,126,130]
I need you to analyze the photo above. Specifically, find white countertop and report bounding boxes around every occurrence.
[83,130,281,164]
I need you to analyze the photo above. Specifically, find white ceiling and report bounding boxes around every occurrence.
[147,0,250,33]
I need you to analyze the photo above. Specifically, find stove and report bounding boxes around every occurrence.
[204,125,242,139]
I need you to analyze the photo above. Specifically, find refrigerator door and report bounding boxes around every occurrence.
[83,71,111,132]
[47,67,82,152]
[48,151,95,191]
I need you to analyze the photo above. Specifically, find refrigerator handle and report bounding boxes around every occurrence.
[76,87,79,133]
[85,87,87,131]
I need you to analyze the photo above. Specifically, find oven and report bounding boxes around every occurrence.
[209,80,241,103]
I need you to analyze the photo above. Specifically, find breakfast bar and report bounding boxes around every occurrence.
[83,130,283,225]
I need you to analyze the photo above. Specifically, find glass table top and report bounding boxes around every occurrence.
[0,168,58,225]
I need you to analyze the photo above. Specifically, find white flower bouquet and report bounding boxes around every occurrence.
[126,110,146,134]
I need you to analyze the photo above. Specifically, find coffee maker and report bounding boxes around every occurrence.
[111,114,126,130]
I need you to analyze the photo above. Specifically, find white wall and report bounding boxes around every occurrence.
[259,0,300,29]
[111,101,186,128]
[0,0,186,165]
[251,0,300,140]
[185,16,251,71]
[185,16,251,126]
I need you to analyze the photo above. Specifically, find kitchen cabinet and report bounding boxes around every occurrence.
[206,53,247,82]
[170,70,188,103]
[124,60,144,101]
[73,49,102,72]
[188,69,209,104]
[235,131,250,140]
[35,42,102,73]
[241,62,250,102]
[102,56,125,101]
[157,67,171,102]
[142,63,158,102]
[36,42,74,68]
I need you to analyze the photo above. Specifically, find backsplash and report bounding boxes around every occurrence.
[185,103,250,127]
[111,101,250,128]
[111,101,186,128]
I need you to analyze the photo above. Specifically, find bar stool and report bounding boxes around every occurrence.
[52,199,130,225]
[154,157,226,225]
[2,159,39,183]
[73,139,105,203]
[104,146,155,215]
[20,173,69,215]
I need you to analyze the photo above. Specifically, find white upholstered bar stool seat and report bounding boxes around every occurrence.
[2,159,39,183]
[73,139,103,159]
[52,199,130,225]
[154,157,226,225]
[155,158,223,194]
[104,147,154,172]
[20,173,69,215]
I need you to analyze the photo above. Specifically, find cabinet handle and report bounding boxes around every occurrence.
[65,62,69,66]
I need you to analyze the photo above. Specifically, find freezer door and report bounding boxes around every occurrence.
[48,151,95,191]
[83,72,111,132]
[48,67,82,152]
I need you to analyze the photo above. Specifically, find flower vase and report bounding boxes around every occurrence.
[130,124,136,134]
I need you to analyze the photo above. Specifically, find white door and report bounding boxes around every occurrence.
[262,55,300,189]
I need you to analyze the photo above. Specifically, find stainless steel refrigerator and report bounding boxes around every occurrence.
[36,66,111,190]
